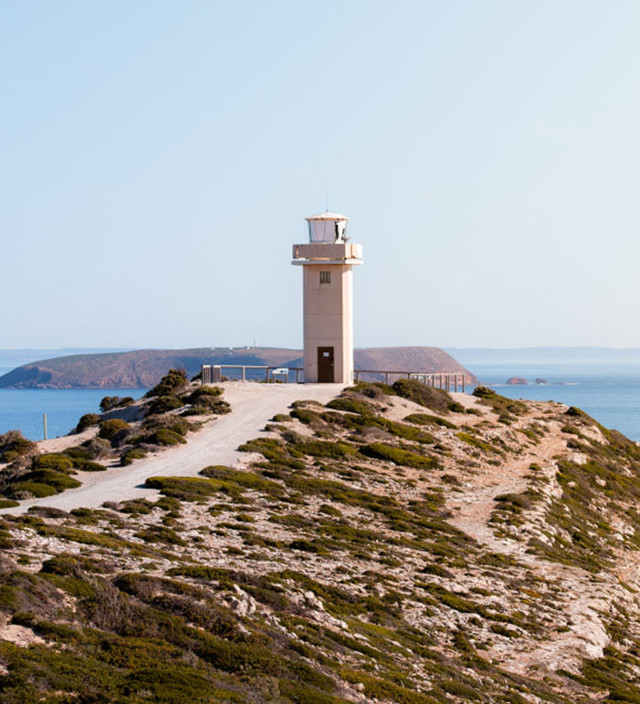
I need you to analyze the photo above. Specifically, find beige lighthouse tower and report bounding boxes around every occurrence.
[292,211,363,383]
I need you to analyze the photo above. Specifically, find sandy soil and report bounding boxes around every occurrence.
[0,382,344,516]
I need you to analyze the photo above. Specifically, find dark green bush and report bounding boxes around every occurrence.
[99,396,134,412]
[359,443,439,469]
[349,382,395,398]
[148,394,184,415]
[135,525,186,546]
[145,476,221,501]
[143,414,190,436]
[8,481,58,498]
[98,419,130,441]
[32,454,74,471]
[24,470,81,493]
[326,397,375,415]
[186,385,223,403]
[145,368,189,398]
[72,459,106,472]
[120,448,148,466]
[201,397,231,414]
[472,386,526,419]
[392,379,453,413]
[0,430,37,462]
[75,413,101,432]
[404,413,456,429]
[63,446,92,461]
[147,428,187,446]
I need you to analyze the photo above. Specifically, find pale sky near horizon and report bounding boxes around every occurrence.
[2,1,640,350]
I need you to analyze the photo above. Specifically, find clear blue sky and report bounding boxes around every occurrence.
[2,0,640,350]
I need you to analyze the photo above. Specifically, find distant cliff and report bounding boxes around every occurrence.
[0,346,476,389]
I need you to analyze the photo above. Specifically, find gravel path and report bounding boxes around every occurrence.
[0,382,344,516]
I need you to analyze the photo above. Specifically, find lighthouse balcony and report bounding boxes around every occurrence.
[292,242,363,266]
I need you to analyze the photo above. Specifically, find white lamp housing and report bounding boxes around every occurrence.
[306,211,349,243]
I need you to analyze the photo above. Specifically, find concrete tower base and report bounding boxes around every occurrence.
[292,238,363,384]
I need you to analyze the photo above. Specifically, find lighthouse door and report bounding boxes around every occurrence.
[318,347,335,383]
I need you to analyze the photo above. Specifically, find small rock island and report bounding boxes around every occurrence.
[506,376,528,385]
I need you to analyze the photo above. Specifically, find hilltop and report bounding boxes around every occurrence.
[1,378,640,702]
[0,346,476,389]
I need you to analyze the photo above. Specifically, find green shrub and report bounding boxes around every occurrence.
[238,438,306,469]
[98,419,130,441]
[472,386,526,419]
[63,446,92,460]
[360,443,439,469]
[148,394,184,415]
[8,482,58,498]
[71,459,106,472]
[147,428,187,446]
[145,476,222,501]
[326,397,374,415]
[143,414,190,436]
[350,381,395,398]
[182,405,212,417]
[32,454,74,471]
[24,470,82,492]
[404,413,456,429]
[0,498,19,509]
[99,395,134,412]
[437,679,482,700]
[0,430,37,462]
[279,681,343,704]
[135,525,186,546]
[186,385,223,403]
[341,671,437,704]
[201,397,232,414]
[290,408,322,425]
[121,448,148,466]
[145,368,189,398]
[392,379,453,413]
[75,413,101,432]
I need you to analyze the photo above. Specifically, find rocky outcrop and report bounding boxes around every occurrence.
[506,376,528,385]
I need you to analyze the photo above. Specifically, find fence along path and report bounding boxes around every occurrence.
[201,365,466,391]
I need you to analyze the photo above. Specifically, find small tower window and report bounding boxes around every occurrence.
[320,271,331,284]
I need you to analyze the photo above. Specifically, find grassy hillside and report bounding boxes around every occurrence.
[1,381,640,702]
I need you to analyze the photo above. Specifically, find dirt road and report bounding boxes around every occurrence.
[0,382,344,516]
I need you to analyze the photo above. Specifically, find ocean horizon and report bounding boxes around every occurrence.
[2,360,640,441]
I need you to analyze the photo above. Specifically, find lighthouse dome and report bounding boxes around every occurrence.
[305,211,349,243]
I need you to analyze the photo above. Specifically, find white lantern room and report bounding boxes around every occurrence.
[305,211,349,243]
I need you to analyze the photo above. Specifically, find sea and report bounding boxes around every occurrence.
[3,360,640,442]
[0,371,147,441]
[462,361,640,442]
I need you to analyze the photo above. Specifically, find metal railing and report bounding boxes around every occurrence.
[201,364,303,384]
[354,370,466,392]
[201,364,466,391]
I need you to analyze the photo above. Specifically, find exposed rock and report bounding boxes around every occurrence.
[505,376,528,385]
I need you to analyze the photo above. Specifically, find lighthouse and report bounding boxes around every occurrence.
[292,211,363,383]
